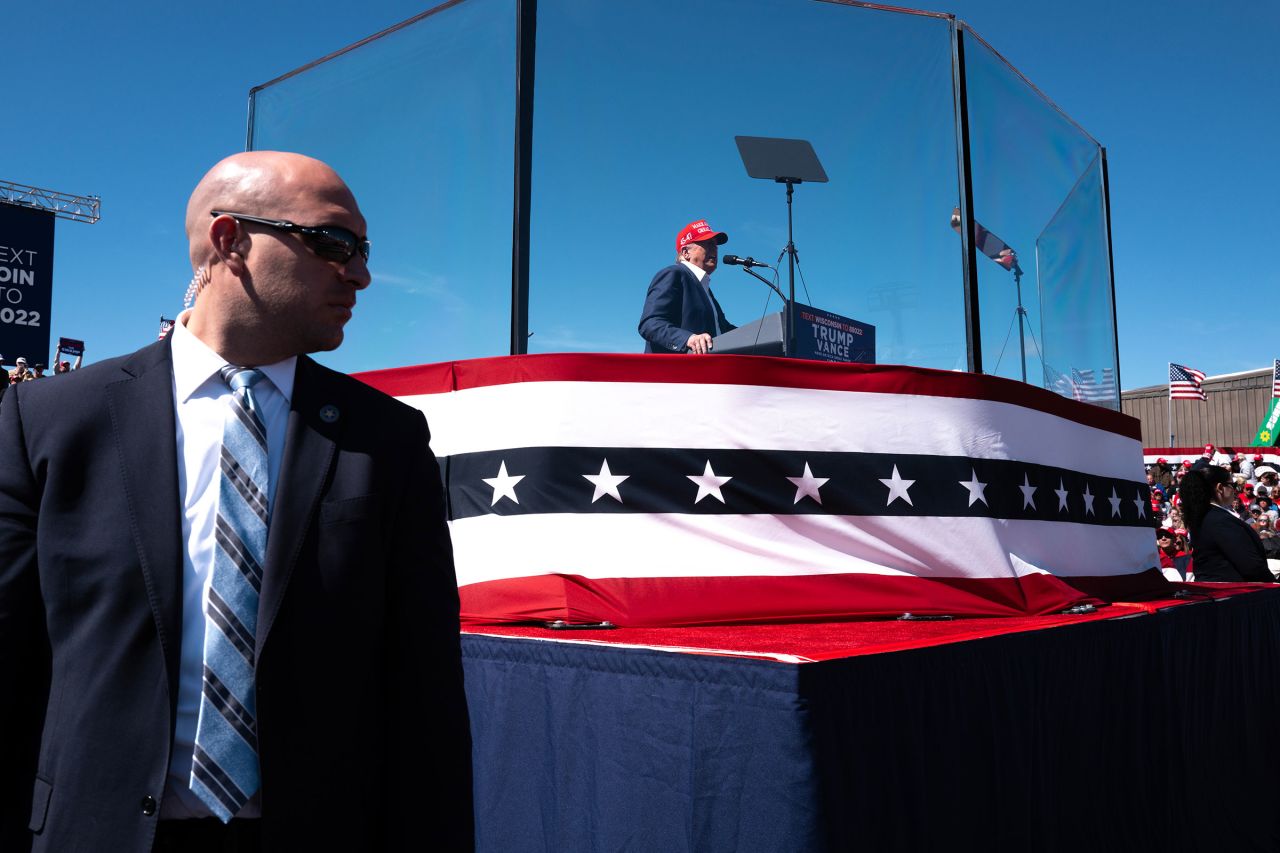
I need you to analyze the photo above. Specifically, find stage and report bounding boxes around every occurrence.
[350,353,1280,849]
[462,585,1280,852]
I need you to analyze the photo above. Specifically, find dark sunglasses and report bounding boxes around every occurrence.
[210,210,370,263]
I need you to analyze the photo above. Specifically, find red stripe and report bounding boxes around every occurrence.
[456,572,1138,627]
[355,354,1141,440]
[464,583,1278,661]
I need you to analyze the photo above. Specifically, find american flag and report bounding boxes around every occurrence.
[157,317,175,341]
[1099,368,1116,400]
[951,207,1019,272]
[1273,359,1280,399]
[1169,363,1206,401]
[1071,367,1115,404]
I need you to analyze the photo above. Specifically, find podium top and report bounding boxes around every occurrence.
[734,136,828,183]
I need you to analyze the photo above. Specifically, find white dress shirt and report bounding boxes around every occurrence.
[160,315,296,819]
[680,259,722,336]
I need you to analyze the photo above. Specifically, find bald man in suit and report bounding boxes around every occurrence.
[0,152,472,852]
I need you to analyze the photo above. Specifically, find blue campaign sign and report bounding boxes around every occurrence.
[0,203,54,365]
[792,303,875,364]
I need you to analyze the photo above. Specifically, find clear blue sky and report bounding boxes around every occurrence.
[4,0,1277,390]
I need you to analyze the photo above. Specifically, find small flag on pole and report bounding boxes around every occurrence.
[1272,359,1280,399]
[1169,363,1206,401]
[158,317,175,341]
[951,207,1019,272]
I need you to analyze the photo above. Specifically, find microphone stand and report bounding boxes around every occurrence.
[1012,261,1026,383]
[736,265,786,302]
[780,178,800,357]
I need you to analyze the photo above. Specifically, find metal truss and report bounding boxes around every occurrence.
[0,179,100,224]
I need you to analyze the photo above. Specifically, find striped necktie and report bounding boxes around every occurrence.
[190,366,268,821]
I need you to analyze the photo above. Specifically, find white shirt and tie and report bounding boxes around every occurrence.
[159,316,295,819]
[680,259,723,336]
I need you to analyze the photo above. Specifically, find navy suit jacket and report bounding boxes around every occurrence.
[1191,505,1274,583]
[0,338,473,852]
[638,263,735,353]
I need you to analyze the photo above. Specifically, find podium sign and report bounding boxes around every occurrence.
[0,203,54,364]
[792,303,875,364]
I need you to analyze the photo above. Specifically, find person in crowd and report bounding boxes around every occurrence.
[52,352,83,375]
[1256,466,1279,496]
[1177,465,1274,582]
[1151,457,1173,492]
[638,218,735,354]
[29,364,45,380]
[1156,529,1178,568]
[8,357,30,384]
[0,151,473,852]
[1234,452,1250,480]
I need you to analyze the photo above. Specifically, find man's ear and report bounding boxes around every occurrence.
[209,215,248,275]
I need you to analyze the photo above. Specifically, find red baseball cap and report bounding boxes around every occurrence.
[1255,454,1264,461]
[1157,457,1168,464]
[1203,443,1215,456]
[676,219,728,252]
[1182,460,1193,468]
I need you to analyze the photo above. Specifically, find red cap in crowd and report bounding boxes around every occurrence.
[1255,454,1264,462]
[676,219,728,253]
[1203,443,1215,457]
[1182,460,1193,468]
[1157,457,1168,464]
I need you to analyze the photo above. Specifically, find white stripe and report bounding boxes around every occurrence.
[402,382,1142,480]
[465,631,815,663]
[450,513,1156,586]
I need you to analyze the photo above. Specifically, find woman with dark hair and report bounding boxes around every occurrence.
[1178,466,1275,582]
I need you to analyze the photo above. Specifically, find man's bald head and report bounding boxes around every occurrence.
[182,151,370,366]
[185,151,358,268]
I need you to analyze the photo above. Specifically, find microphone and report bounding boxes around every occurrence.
[722,255,772,269]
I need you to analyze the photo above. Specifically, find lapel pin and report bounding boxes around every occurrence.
[319,404,340,424]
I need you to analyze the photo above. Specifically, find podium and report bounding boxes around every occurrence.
[714,302,876,363]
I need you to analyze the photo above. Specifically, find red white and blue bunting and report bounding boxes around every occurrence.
[359,354,1162,625]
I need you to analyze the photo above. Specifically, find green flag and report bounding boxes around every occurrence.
[1253,398,1280,446]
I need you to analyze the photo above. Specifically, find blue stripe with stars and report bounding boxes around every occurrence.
[443,447,1153,526]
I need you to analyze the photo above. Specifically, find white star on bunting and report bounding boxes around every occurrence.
[879,465,915,506]
[583,459,629,503]
[688,460,732,504]
[958,469,988,507]
[1108,487,1122,517]
[1083,483,1096,516]
[786,462,829,505]
[1055,479,1070,513]
[483,461,525,506]
[1019,473,1037,510]
[1133,490,1147,518]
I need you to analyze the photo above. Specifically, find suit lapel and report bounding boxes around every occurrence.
[257,356,338,655]
[105,338,184,695]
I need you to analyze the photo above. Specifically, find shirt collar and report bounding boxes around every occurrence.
[171,310,297,405]
[680,259,709,283]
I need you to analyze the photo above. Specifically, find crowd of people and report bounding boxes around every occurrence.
[1148,444,1280,581]
[0,353,82,395]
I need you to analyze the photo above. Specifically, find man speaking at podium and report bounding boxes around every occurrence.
[638,219,736,354]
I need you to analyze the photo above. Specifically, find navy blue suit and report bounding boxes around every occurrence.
[1191,505,1274,583]
[638,263,735,353]
[0,338,473,852]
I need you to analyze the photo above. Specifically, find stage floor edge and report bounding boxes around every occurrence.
[462,586,1280,852]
